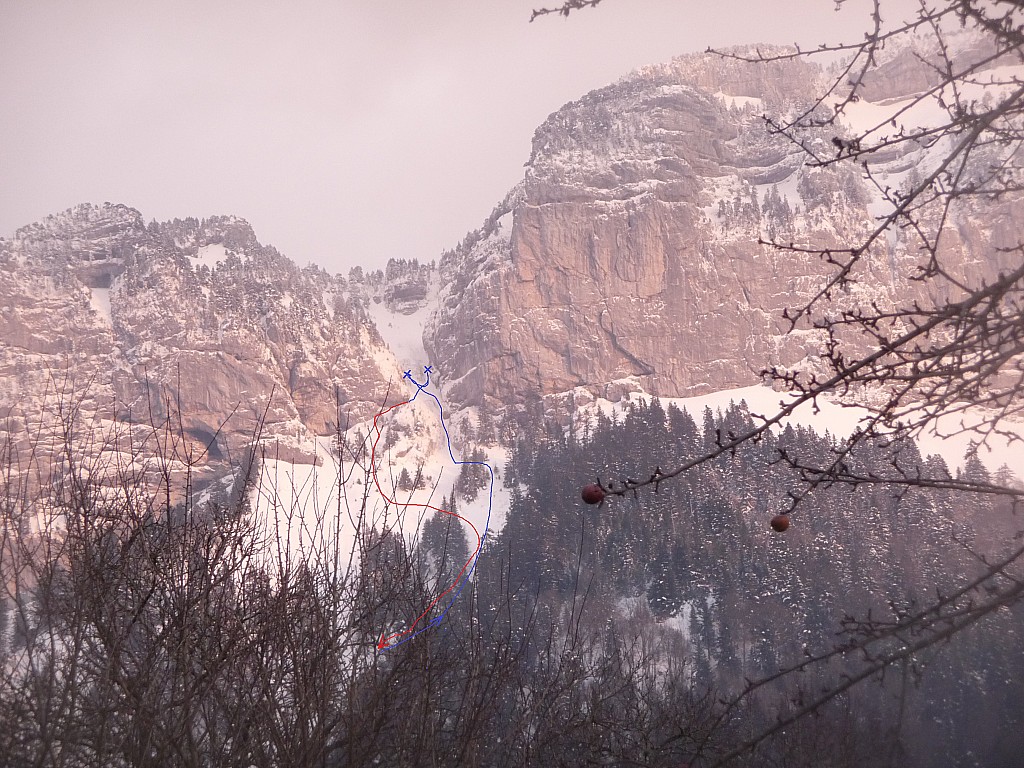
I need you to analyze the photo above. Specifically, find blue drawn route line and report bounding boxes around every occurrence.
[373,366,494,650]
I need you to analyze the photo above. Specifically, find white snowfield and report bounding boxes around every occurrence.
[254,376,509,575]
[254,377,1021,579]
[88,286,112,325]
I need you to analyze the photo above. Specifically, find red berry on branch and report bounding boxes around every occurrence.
[770,514,790,532]
[581,483,605,505]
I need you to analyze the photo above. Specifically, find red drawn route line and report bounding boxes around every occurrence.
[369,397,482,650]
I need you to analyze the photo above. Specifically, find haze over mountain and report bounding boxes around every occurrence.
[2,35,1019,489]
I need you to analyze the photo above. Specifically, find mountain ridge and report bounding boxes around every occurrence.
[425,42,1021,412]
[0,202,414,490]
[3,36,1019,490]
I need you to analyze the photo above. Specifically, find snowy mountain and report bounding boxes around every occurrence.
[2,36,1019,499]
[424,43,1022,416]
[0,204,406,492]
[4,29,1023,768]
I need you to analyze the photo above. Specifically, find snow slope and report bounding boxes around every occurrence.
[363,269,439,369]
[255,370,509,571]
[88,286,112,325]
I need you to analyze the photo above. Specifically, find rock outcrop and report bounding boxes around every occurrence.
[0,204,400,487]
[424,45,1020,411]
[3,34,1017,490]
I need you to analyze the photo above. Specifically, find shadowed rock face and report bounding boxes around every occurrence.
[424,46,1022,411]
[0,203,399,484]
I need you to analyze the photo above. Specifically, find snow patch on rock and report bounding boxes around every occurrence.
[88,286,112,326]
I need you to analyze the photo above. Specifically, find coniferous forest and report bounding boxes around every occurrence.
[496,398,1024,766]
[3,398,1021,767]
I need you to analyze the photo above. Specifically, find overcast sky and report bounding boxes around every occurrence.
[0,0,920,273]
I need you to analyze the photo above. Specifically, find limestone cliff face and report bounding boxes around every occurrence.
[0,204,398,483]
[3,38,1015,483]
[424,46,1019,411]
[426,52,847,408]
